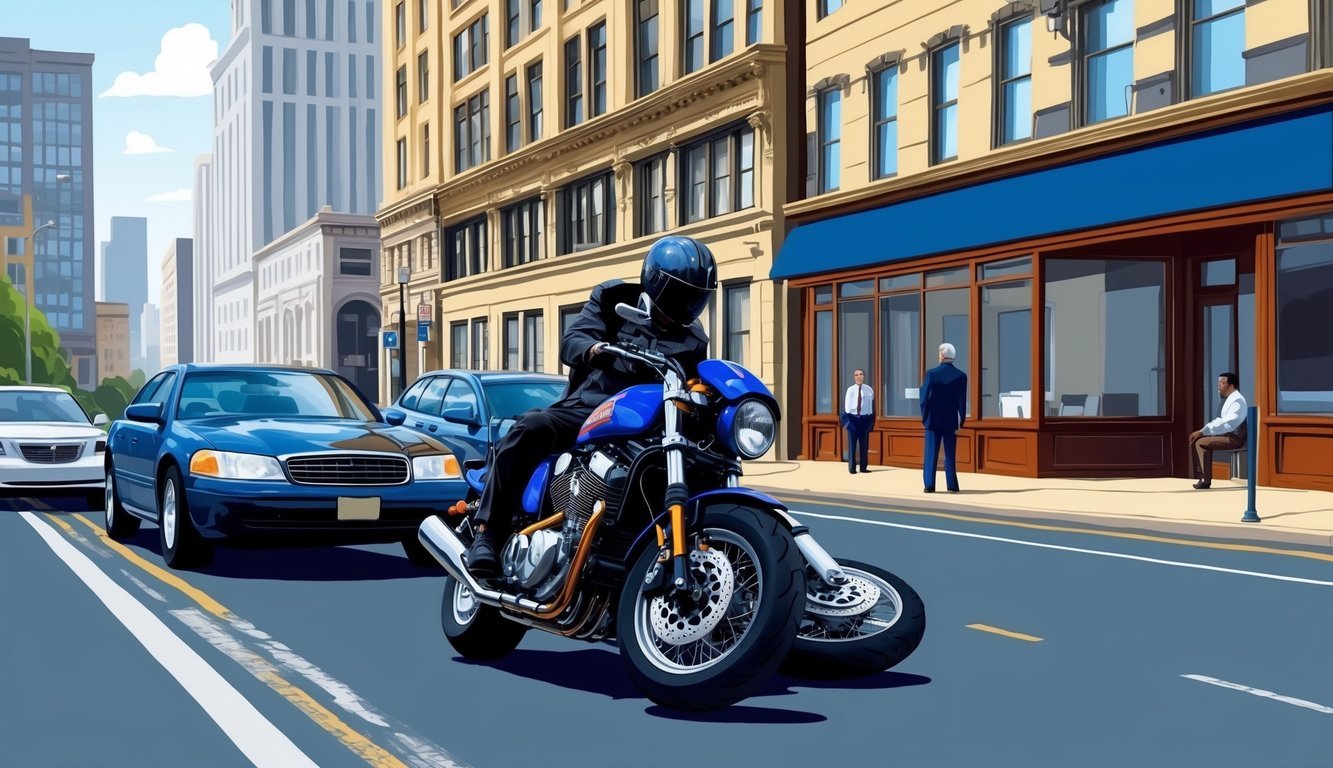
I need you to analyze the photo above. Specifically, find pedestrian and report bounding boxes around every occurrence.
[920,342,966,493]
[1189,372,1247,489]
[842,369,874,474]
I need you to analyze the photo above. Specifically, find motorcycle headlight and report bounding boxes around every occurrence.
[189,450,285,481]
[719,399,777,460]
[412,454,462,481]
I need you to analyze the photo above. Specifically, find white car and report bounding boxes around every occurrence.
[0,385,109,507]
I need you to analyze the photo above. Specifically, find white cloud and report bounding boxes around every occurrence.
[100,24,219,98]
[145,188,192,203]
[123,130,175,155]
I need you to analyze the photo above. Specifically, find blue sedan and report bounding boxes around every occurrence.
[104,364,465,570]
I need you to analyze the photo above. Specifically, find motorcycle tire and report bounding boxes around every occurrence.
[440,575,527,661]
[781,559,925,679]
[618,504,805,711]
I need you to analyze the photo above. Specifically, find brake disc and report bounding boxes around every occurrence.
[648,548,735,645]
[805,572,882,617]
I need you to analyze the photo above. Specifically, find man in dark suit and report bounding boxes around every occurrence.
[920,342,967,493]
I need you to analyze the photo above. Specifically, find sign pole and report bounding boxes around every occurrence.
[1241,406,1261,523]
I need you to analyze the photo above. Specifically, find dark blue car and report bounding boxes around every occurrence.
[104,364,466,570]
[383,370,567,465]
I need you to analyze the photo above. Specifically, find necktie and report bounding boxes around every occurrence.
[855,386,862,415]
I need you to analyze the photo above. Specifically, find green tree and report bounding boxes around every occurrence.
[0,276,103,418]
[93,376,137,422]
[129,369,147,390]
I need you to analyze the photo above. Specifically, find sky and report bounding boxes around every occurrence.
[0,0,232,306]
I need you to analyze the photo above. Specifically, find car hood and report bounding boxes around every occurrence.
[183,418,451,457]
[0,422,103,440]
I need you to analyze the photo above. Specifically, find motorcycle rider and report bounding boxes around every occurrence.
[464,235,718,576]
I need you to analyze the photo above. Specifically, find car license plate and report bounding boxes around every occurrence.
[337,497,381,521]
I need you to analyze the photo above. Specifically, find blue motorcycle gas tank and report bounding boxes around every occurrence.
[575,385,661,445]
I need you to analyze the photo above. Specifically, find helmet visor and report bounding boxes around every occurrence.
[649,272,713,327]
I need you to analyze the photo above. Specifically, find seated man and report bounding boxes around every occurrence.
[1189,372,1247,490]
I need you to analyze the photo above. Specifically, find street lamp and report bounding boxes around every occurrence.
[22,220,56,384]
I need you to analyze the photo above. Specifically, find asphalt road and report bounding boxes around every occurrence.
[3,492,1331,768]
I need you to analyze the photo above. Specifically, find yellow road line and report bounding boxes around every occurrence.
[776,492,1333,564]
[45,512,409,768]
[967,623,1044,643]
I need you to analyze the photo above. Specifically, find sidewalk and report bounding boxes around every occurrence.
[742,460,1333,548]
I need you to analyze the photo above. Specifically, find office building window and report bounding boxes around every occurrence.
[746,0,762,45]
[710,0,733,61]
[681,124,755,223]
[723,282,749,366]
[505,74,521,151]
[470,317,489,369]
[502,197,545,267]
[506,0,522,47]
[636,153,667,236]
[453,89,491,172]
[931,42,960,164]
[395,1,405,47]
[453,15,490,81]
[871,66,898,179]
[421,123,430,177]
[682,0,704,74]
[565,36,584,127]
[446,217,488,281]
[637,0,660,96]
[818,0,842,19]
[339,247,373,276]
[307,50,317,96]
[527,61,544,141]
[558,171,614,254]
[1190,0,1245,97]
[418,51,430,102]
[396,66,408,117]
[262,46,273,93]
[504,312,521,369]
[531,0,542,29]
[1080,0,1134,125]
[589,22,607,117]
[998,16,1033,144]
[396,138,408,190]
[262,0,273,33]
[817,88,841,193]
[450,321,468,368]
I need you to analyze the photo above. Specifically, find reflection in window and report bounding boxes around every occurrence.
[925,287,970,416]
[1045,259,1165,417]
[839,300,873,411]
[1276,239,1333,412]
[1191,0,1245,97]
[931,42,960,163]
[1081,0,1134,125]
[815,310,832,413]
[879,293,920,416]
[982,280,1032,418]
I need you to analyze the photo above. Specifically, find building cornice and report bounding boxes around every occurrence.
[254,209,380,259]
[784,70,1333,223]
[376,191,437,229]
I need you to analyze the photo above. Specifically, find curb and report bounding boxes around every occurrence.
[751,485,1333,551]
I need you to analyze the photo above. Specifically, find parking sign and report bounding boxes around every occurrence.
[382,330,399,349]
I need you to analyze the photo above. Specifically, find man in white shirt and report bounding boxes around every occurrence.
[842,369,874,474]
[1189,371,1248,489]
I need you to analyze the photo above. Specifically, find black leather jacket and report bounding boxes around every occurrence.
[557,280,710,408]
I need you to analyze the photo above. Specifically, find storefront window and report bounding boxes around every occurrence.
[839,279,873,298]
[815,310,833,413]
[879,293,920,416]
[1276,239,1333,413]
[814,285,833,305]
[839,300,873,411]
[981,280,1032,418]
[925,287,970,416]
[1045,259,1166,417]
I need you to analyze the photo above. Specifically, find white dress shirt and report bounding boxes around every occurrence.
[844,384,874,416]
[1202,390,1247,436]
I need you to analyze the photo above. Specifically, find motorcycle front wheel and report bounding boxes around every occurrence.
[780,559,925,679]
[617,505,805,711]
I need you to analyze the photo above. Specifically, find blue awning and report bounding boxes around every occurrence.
[773,106,1333,281]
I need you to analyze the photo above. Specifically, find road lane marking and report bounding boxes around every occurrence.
[40,511,115,558]
[776,494,1333,564]
[123,570,169,602]
[18,511,319,768]
[59,512,465,768]
[790,510,1333,587]
[1182,674,1333,714]
[966,624,1043,642]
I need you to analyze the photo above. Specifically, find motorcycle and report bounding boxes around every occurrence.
[418,300,925,710]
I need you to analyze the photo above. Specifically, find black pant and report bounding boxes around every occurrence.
[474,404,593,537]
[845,414,872,471]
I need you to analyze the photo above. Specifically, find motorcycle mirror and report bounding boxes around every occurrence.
[615,295,653,325]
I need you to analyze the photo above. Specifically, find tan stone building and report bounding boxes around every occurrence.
[376,0,794,426]
[95,301,130,383]
[777,0,1333,490]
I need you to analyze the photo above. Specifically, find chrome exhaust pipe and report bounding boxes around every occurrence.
[418,516,505,606]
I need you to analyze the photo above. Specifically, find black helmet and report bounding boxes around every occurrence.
[641,236,718,327]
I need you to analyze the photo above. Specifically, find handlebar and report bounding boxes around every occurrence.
[601,342,675,374]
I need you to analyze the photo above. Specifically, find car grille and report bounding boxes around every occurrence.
[19,444,83,464]
[284,454,410,486]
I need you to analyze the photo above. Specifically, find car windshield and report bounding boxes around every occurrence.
[176,371,377,421]
[482,380,567,421]
[0,390,92,424]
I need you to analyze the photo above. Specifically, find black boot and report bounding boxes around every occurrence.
[465,529,501,576]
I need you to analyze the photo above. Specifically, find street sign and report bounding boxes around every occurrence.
[417,303,431,322]
[417,321,430,343]
[382,330,399,349]
[397,266,411,284]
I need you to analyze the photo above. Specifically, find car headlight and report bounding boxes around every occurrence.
[412,454,462,481]
[189,450,285,481]
[718,399,777,460]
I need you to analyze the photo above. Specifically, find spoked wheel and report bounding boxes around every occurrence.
[439,575,527,660]
[618,505,804,711]
[780,559,925,679]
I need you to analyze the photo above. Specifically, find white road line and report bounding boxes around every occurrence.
[789,509,1333,587]
[123,570,169,603]
[1182,674,1333,714]
[19,512,318,768]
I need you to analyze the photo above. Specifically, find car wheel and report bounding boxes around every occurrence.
[159,465,213,570]
[104,466,141,539]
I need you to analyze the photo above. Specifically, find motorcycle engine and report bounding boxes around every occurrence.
[500,449,629,601]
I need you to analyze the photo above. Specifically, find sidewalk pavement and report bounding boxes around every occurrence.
[742,460,1333,549]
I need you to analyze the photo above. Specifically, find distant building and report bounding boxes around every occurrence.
[139,302,160,375]
[160,238,194,366]
[101,216,149,370]
[95,301,130,383]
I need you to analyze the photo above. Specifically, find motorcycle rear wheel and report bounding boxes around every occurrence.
[440,575,528,660]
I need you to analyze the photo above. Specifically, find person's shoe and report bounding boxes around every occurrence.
[465,530,500,576]
[849,468,857,474]
[923,487,935,493]
[947,488,960,494]
[859,468,871,473]
[1193,480,1211,490]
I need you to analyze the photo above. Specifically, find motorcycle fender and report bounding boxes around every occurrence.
[685,488,795,529]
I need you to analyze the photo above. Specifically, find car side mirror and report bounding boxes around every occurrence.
[383,408,407,426]
[442,404,478,426]
[124,403,164,424]
[93,413,109,426]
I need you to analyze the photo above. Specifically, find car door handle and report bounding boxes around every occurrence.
[413,421,424,428]
[428,424,437,432]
